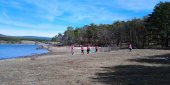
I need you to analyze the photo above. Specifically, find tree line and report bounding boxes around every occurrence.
[52,2,170,49]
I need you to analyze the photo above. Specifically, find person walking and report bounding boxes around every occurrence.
[87,45,90,54]
[81,46,84,54]
[128,43,132,52]
[95,46,98,53]
[71,45,74,55]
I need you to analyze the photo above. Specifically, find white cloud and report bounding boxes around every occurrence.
[0,14,67,37]
[2,0,129,27]
[2,11,9,19]
[22,0,127,23]
[0,28,56,37]
[0,0,24,10]
[116,0,167,11]
[23,0,63,22]
[0,15,67,31]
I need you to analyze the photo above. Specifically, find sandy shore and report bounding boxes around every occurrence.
[0,47,170,85]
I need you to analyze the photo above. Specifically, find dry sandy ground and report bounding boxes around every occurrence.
[0,47,170,85]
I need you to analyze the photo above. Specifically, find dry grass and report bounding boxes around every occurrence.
[0,47,170,85]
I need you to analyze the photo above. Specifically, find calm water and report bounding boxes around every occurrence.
[0,44,49,60]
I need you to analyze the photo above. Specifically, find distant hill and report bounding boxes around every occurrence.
[18,36,51,41]
[0,34,6,37]
[0,34,51,41]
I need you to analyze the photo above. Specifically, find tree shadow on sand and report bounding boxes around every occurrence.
[92,54,170,85]
[128,54,170,65]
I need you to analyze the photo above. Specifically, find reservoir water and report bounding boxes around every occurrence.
[0,44,49,60]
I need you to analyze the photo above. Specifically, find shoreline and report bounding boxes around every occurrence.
[0,52,50,61]
[0,51,52,61]
[0,45,167,61]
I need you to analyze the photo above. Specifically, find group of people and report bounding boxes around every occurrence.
[70,45,98,55]
[70,43,132,55]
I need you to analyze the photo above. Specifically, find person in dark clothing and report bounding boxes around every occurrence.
[87,46,90,54]
[71,45,74,55]
[95,46,98,53]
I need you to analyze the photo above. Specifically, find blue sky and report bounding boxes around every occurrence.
[0,0,169,37]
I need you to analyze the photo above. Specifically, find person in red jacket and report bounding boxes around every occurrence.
[81,46,84,54]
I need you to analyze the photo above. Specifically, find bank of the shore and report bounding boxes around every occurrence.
[0,47,170,85]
